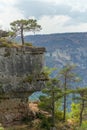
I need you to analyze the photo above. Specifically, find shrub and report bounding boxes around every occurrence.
[69,102,80,123]
[23,75,33,84]
[55,111,63,121]
[0,42,11,48]
[24,42,32,47]
[4,51,11,57]
[36,113,51,130]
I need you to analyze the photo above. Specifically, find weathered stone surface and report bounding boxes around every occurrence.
[0,46,45,98]
[0,46,45,125]
[0,99,29,124]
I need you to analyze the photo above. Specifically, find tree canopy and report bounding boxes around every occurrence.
[10,19,41,45]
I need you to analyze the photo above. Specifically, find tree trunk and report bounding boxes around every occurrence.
[21,26,24,45]
[52,91,55,127]
[51,89,56,130]
[63,94,66,121]
[80,99,84,126]
[63,76,67,121]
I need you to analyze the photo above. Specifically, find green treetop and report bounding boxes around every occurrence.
[10,19,41,45]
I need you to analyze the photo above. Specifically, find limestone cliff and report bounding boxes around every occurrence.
[0,45,46,124]
[0,46,46,98]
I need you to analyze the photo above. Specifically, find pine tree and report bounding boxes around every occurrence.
[10,19,41,45]
[39,78,63,129]
[38,67,64,129]
[58,64,80,121]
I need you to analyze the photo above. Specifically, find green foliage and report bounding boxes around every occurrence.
[23,70,50,84]
[0,42,10,48]
[23,75,33,84]
[38,67,64,127]
[55,101,63,121]
[58,64,80,121]
[55,110,63,121]
[8,31,16,39]
[59,64,80,88]
[0,38,13,48]
[69,102,80,123]
[38,95,52,112]
[72,87,87,126]
[0,38,34,48]
[75,121,87,130]
[42,66,57,78]
[37,72,49,81]
[10,19,41,45]
[37,113,51,130]
[4,51,10,57]
[0,38,18,48]
[0,29,9,38]
[40,117,50,130]
[24,42,32,46]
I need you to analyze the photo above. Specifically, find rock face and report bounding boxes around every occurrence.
[0,46,45,124]
[0,99,28,124]
[0,46,45,98]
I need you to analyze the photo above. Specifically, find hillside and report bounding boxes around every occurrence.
[17,32,87,87]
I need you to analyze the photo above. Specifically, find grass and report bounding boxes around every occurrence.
[0,38,33,48]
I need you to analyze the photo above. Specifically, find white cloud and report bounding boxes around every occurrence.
[38,15,71,34]
[64,23,87,32]
[0,0,87,34]
[62,0,87,12]
[0,0,24,30]
[0,0,17,5]
[38,15,87,34]
[37,0,87,12]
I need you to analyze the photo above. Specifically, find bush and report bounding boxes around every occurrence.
[0,42,11,47]
[69,102,80,123]
[36,113,51,130]
[23,75,33,84]
[55,111,63,121]
[24,42,32,47]
[74,121,87,130]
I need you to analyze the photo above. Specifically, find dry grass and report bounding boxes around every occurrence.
[29,102,39,112]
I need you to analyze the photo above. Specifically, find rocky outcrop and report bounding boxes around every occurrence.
[0,46,45,98]
[0,46,45,125]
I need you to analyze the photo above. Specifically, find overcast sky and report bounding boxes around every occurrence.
[0,0,87,34]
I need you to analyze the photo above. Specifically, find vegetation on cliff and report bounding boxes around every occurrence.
[10,19,41,45]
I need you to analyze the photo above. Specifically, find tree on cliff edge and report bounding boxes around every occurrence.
[10,19,41,45]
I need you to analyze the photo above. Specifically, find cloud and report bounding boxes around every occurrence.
[38,15,87,34]
[16,0,58,18]
[0,0,87,33]
[0,0,24,30]
[38,15,71,34]
[17,0,87,24]
[17,0,72,18]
